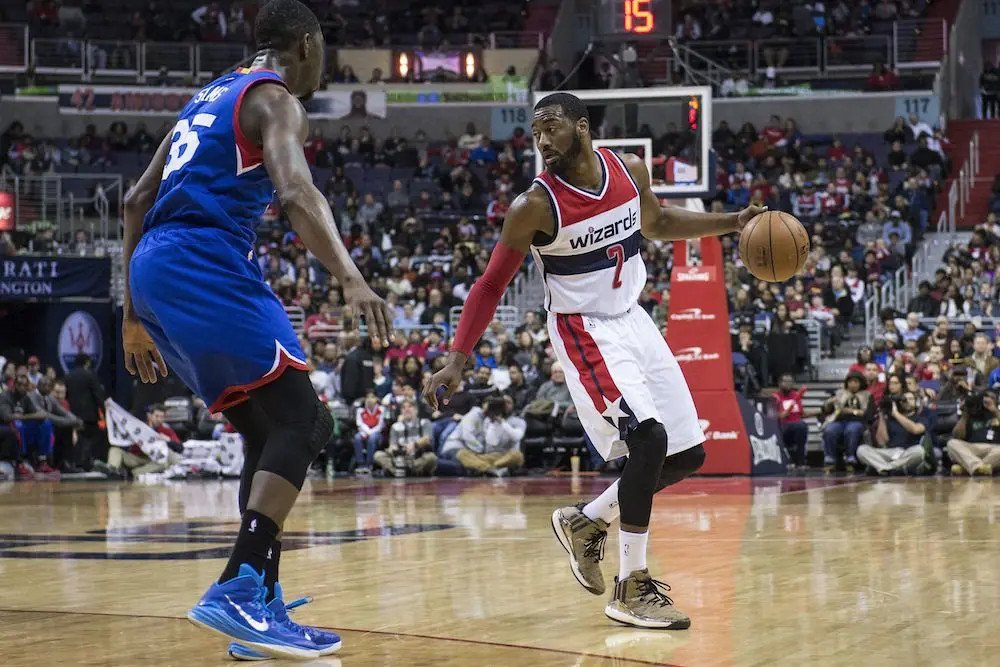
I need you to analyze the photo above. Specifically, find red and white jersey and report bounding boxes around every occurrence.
[530,148,644,316]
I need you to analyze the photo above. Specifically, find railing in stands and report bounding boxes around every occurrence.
[0,169,122,250]
[9,21,940,82]
[25,30,541,80]
[936,131,979,239]
[864,294,878,345]
[894,18,948,70]
[489,31,544,50]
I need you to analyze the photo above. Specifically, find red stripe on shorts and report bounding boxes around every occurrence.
[556,314,622,412]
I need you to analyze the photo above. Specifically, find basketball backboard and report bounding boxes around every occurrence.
[532,86,714,199]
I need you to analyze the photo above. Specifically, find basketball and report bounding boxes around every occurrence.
[738,210,810,282]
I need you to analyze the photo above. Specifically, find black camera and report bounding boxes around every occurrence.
[879,395,902,414]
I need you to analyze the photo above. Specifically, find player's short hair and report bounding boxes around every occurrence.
[148,403,166,416]
[534,92,589,123]
[255,0,321,52]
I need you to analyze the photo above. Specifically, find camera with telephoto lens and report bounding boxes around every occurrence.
[879,395,902,414]
[964,391,988,420]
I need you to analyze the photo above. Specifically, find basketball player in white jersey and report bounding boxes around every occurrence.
[423,92,763,628]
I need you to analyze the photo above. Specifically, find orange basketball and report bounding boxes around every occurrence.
[738,211,810,282]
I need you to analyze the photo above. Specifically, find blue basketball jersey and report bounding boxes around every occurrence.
[144,68,285,244]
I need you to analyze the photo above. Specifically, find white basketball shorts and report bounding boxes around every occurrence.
[547,306,705,461]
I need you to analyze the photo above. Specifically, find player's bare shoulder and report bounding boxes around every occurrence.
[619,152,652,191]
[500,182,557,250]
[238,81,307,145]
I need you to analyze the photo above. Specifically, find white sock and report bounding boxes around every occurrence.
[582,479,621,524]
[618,529,648,580]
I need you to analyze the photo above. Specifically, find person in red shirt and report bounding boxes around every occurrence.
[863,362,886,402]
[774,374,809,468]
[354,392,385,475]
[761,115,785,146]
[820,182,847,215]
[866,63,899,90]
[147,404,182,445]
[827,138,847,162]
[304,302,338,338]
[849,346,876,375]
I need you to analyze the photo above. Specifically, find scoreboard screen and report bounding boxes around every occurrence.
[598,0,671,37]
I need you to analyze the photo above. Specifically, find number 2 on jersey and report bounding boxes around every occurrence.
[161,113,217,180]
[607,243,625,289]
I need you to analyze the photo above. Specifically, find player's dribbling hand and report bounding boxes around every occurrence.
[422,361,463,411]
[122,317,168,384]
[343,281,394,349]
[736,203,768,231]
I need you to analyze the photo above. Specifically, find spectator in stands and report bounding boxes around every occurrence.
[353,391,385,475]
[908,281,939,317]
[822,371,873,472]
[907,113,933,142]
[856,388,932,475]
[866,63,899,91]
[534,362,573,411]
[458,123,484,151]
[910,136,944,178]
[374,399,436,477]
[106,404,183,477]
[982,62,1000,119]
[340,333,374,406]
[947,391,1000,475]
[64,353,105,471]
[965,333,999,381]
[774,374,809,468]
[792,182,821,220]
[887,140,907,171]
[0,373,58,477]
[441,396,526,477]
[36,377,83,473]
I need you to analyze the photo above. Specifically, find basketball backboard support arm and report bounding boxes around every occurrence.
[531,86,713,197]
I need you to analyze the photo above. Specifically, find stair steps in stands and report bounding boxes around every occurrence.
[935,119,1000,229]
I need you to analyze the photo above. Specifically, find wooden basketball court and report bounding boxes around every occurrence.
[0,476,996,666]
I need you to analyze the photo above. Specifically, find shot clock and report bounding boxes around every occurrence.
[598,0,670,37]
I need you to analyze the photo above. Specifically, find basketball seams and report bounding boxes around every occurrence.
[776,211,804,275]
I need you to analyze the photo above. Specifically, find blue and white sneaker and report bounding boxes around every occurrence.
[227,584,341,660]
[187,564,320,660]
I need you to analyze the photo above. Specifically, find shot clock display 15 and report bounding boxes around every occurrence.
[598,0,670,37]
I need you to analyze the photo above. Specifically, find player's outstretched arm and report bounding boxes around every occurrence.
[421,188,551,410]
[621,153,765,241]
[246,83,393,345]
[122,133,172,384]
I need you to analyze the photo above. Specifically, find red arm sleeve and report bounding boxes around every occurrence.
[451,242,526,356]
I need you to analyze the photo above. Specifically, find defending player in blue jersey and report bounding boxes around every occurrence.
[120,0,394,660]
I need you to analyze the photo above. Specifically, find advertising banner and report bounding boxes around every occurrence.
[41,300,115,393]
[58,85,387,119]
[667,237,733,393]
[0,256,110,300]
[692,390,750,474]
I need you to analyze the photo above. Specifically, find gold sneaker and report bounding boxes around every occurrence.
[605,569,691,630]
[551,503,609,595]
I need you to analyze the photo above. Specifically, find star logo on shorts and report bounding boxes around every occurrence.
[601,395,637,440]
[601,396,629,423]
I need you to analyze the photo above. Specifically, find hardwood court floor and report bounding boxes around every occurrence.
[0,476,998,667]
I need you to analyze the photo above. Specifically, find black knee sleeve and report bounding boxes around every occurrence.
[250,370,335,491]
[655,444,705,492]
[224,402,270,515]
[619,419,667,527]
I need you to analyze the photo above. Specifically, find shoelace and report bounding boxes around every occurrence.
[582,529,607,561]
[637,578,675,607]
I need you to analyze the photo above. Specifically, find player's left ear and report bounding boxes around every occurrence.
[576,117,590,138]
